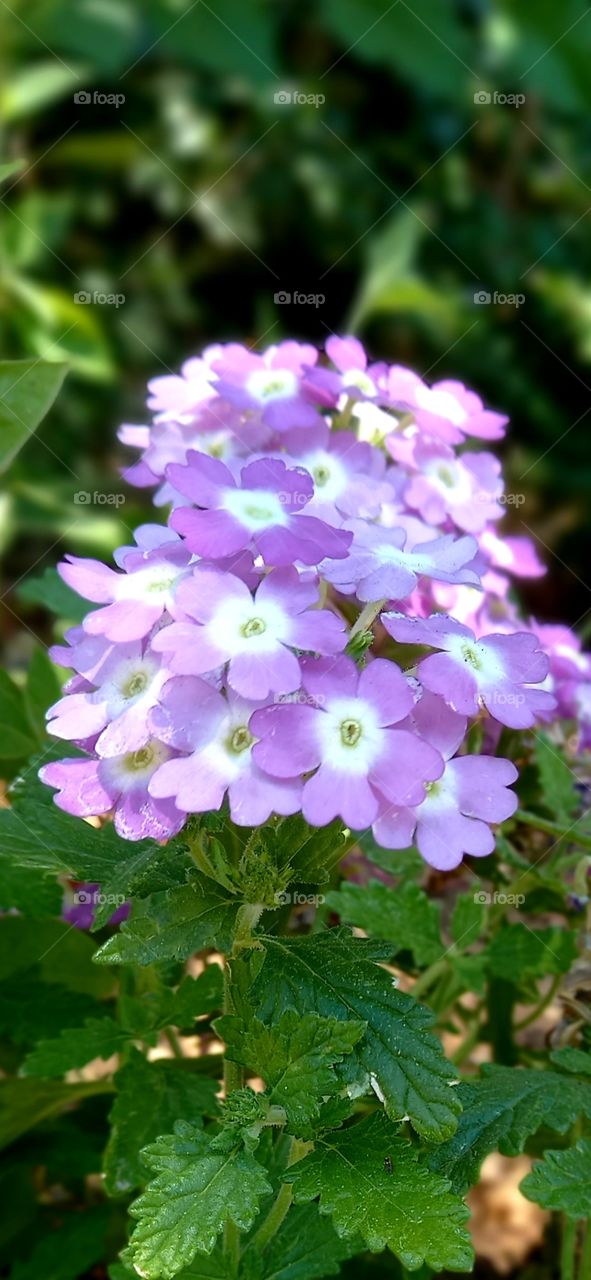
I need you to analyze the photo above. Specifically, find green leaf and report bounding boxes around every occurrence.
[16,566,91,621]
[0,358,67,472]
[521,1139,591,1217]
[428,1064,591,1193]
[0,857,62,916]
[251,930,461,1142]
[551,1046,591,1076]
[218,1011,365,1134]
[21,1016,128,1078]
[23,646,62,741]
[0,1078,113,1150]
[8,1204,110,1280]
[94,882,239,966]
[487,923,577,980]
[0,915,113,997]
[534,732,578,822]
[128,1121,272,1279]
[325,880,442,967]
[451,892,485,948]
[0,158,25,183]
[104,1050,220,1196]
[0,977,95,1045]
[286,1111,473,1272]
[0,670,37,758]
[243,1203,359,1280]
[171,967,224,1029]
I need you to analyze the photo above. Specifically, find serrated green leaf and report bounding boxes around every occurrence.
[451,892,485,948]
[94,882,239,967]
[0,358,67,472]
[325,880,442,967]
[0,856,62,916]
[286,1112,473,1272]
[251,930,461,1142]
[21,1015,128,1078]
[218,1011,365,1135]
[521,1139,591,1217]
[487,923,577,980]
[428,1064,591,1193]
[104,1050,220,1196]
[0,977,96,1045]
[128,1121,272,1279]
[0,1077,113,1149]
[551,1046,591,1076]
[534,732,578,822]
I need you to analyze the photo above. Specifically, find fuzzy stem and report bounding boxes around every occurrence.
[349,598,387,641]
[163,1027,183,1058]
[516,810,591,852]
[251,1137,309,1251]
[513,974,562,1032]
[412,956,449,1001]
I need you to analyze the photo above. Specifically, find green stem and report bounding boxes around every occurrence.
[349,598,387,641]
[452,1012,482,1066]
[561,1216,577,1280]
[513,974,562,1032]
[164,1027,183,1058]
[516,810,591,852]
[579,1220,591,1280]
[233,902,265,949]
[251,1137,309,1251]
[412,956,449,1001]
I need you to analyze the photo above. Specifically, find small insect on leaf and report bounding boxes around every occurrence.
[384,1156,393,1174]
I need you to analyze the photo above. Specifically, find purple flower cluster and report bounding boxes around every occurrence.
[41,334,589,872]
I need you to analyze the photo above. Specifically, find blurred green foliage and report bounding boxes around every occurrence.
[2,0,591,659]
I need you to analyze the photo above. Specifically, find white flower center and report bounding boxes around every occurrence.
[426,459,472,505]
[209,595,289,658]
[120,564,180,605]
[101,656,160,717]
[104,739,171,791]
[246,368,298,403]
[317,696,383,773]
[299,449,348,503]
[342,369,376,397]
[222,486,288,531]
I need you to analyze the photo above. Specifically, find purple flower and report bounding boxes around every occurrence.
[402,441,503,534]
[383,612,556,728]
[251,656,443,829]
[323,335,388,401]
[58,537,192,642]
[211,341,323,431]
[372,689,518,869]
[168,452,352,566]
[146,347,221,419]
[40,744,185,841]
[148,678,301,825]
[283,423,393,522]
[46,635,169,758]
[403,377,508,445]
[152,565,345,699]
[321,521,480,602]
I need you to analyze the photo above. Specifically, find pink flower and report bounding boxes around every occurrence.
[373,693,518,870]
[40,744,185,842]
[251,656,443,829]
[211,341,323,431]
[58,535,192,642]
[152,565,345,699]
[169,452,352,566]
[383,612,556,728]
[322,522,480,603]
[148,678,301,825]
[402,440,503,533]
